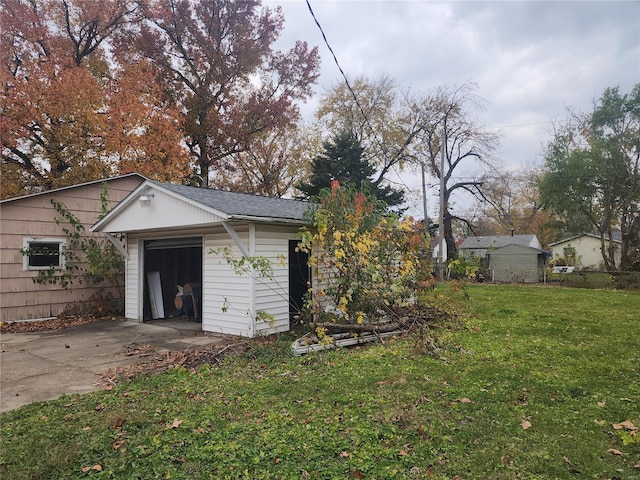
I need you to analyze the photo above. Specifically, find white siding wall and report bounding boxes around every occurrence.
[551,236,621,269]
[203,225,253,336]
[101,186,225,233]
[253,225,299,335]
[122,223,304,337]
[124,238,140,321]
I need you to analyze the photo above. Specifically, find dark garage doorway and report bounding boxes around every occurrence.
[143,237,202,322]
[289,239,310,325]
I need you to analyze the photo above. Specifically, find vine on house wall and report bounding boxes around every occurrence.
[20,184,125,314]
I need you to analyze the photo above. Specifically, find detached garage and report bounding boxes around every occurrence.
[91,180,311,337]
[487,244,550,284]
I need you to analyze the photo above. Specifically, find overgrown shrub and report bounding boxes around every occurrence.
[298,181,433,328]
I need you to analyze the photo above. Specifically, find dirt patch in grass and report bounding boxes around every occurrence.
[99,340,253,386]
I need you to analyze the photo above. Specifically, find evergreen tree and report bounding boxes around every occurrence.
[297,131,404,208]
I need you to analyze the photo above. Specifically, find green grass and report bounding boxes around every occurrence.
[2,285,639,479]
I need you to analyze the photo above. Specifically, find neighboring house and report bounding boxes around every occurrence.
[91,180,312,338]
[459,233,548,283]
[0,174,145,322]
[459,234,542,260]
[548,233,622,270]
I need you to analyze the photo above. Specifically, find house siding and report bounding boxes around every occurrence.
[550,236,621,270]
[0,176,143,321]
[203,225,253,336]
[253,224,300,335]
[124,238,141,321]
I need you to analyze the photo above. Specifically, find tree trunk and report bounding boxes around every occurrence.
[444,210,457,261]
[313,321,403,334]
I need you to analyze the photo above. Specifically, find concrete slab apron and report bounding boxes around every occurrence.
[0,320,224,413]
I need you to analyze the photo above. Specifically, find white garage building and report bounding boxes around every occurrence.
[92,180,311,337]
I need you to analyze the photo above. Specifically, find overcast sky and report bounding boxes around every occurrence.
[265,0,640,217]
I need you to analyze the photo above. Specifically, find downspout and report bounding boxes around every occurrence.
[248,223,256,338]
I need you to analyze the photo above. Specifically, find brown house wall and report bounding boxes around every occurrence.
[0,176,143,321]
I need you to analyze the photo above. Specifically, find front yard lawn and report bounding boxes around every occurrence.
[1,284,639,479]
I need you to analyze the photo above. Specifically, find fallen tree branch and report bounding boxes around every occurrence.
[312,321,402,334]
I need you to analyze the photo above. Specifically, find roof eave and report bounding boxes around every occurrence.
[228,214,308,225]
[91,180,232,232]
[1,173,147,204]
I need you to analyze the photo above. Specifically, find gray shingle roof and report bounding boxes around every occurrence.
[460,234,539,250]
[156,182,311,222]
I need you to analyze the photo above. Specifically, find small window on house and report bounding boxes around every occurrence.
[22,239,65,270]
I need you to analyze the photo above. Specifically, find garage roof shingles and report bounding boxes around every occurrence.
[157,182,310,221]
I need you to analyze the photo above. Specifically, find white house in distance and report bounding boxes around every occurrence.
[91,180,312,337]
[548,233,622,270]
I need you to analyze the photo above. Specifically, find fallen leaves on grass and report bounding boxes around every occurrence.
[521,419,532,430]
[164,419,183,430]
[112,440,126,450]
[113,417,125,432]
[81,464,102,473]
[613,420,638,431]
[607,448,626,456]
[446,397,475,407]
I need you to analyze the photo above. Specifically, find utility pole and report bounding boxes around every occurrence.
[421,162,429,225]
[438,126,446,281]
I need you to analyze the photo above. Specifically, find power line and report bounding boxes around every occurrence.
[305,0,389,163]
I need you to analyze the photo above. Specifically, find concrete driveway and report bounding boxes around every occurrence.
[0,320,229,413]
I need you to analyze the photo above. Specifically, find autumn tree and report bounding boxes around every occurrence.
[105,63,191,181]
[297,131,405,209]
[297,182,432,332]
[127,0,320,186]
[1,0,132,193]
[472,169,562,248]
[210,123,320,197]
[0,0,190,198]
[316,75,425,186]
[540,84,640,271]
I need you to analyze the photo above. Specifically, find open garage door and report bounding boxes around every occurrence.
[143,237,203,322]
